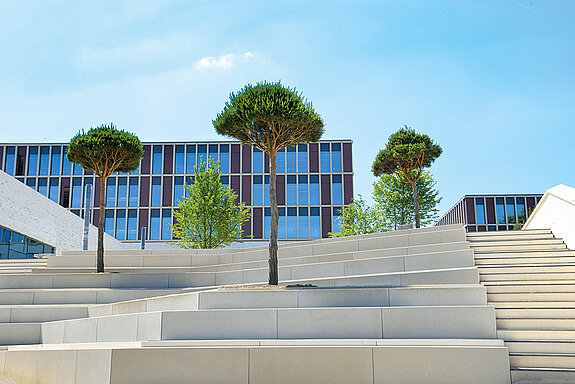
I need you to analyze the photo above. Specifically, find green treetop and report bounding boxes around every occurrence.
[67,123,143,272]
[213,82,324,285]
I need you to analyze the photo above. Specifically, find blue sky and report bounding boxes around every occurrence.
[1,0,573,216]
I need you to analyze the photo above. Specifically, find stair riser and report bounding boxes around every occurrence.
[481,274,575,282]
[476,258,575,265]
[497,309,575,318]
[497,318,575,330]
[499,330,575,341]
[510,355,575,369]
[0,306,88,323]
[507,341,575,354]
[489,293,575,301]
[487,285,575,293]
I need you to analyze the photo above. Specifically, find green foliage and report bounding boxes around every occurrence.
[67,123,143,178]
[330,172,442,237]
[213,81,324,152]
[373,172,442,229]
[171,159,251,249]
[329,196,387,237]
[372,126,442,180]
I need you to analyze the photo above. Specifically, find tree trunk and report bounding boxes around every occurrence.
[412,180,421,229]
[268,150,279,285]
[97,176,106,273]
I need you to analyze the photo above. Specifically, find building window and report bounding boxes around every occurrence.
[208,144,218,166]
[38,178,48,196]
[278,207,286,239]
[298,175,308,205]
[287,175,297,205]
[287,146,296,173]
[264,208,271,239]
[174,145,185,174]
[49,178,59,203]
[298,144,308,173]
[331,143,342,172]
[221,175,229,189]
[287,207,297,239]
[276,149,285,173]
[71,178,82,208]
[26,178,36,190]
[150,209,161,240]
[310,175,320,205]
[198,145,207,167]
[62,147,72,175]
[496,197,505,224]
[129,178,138,207]
[106,178,116,207]
[506,197,516,223]
[5,146,15,176]
[50,146,61,175]
[162,209,171,240]
[253,148,263,173]
[475,198,486,225]
[151,177,161,207]
[39,146,49,176]
[332,175,343,205]
[516,197,526,222]
[174,176,185,205]
[27,146,38,176]
[116,210,126,240]
[127,210,138,240]
[333,207,342,234]
[73,162,83,176]
[105,210,114,236]
[253,175,263,206]
[320,143,330,173]
[298,207,309,238]
[186,145,196,174]
[264,175,270,206]
[117,177,127,207]
[83,179,93,207]
[152,145,162,174]
[220,144,230,174]
[310,207,321,238]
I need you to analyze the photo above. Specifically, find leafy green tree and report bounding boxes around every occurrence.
[329,196,387,237]
[67,124,143,272]
[213,82,324,285]
[373,171,442,229]
[372,126,442,228]
[171,159,251,249]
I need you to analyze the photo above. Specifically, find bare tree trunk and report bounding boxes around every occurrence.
[97,177,106,273]
[412,181,421,229]
[268,150,279,285]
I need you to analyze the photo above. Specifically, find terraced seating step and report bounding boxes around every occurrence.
[510,353,575,369]
[497,318,575,330]
[487,284,575,293]
[507,340,575,354]
[496,308,575,319]
[488,292,575,301]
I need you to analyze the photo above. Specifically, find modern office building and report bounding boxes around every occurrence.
[435,194,543,232]
[0,140,353,242]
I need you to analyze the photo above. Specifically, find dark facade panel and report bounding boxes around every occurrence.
[242,175,251,205]
[344,174,353,205]
[139,177,150,207]
[141,145,151,174]
[253,207,263,239]
[16,146,27,176]
[162,176,172,207]
[465,198,476,225]
[242,145,252,173]
[231,144,241,173]
[321,206,332,237]
[163,145,173,174]
[343,142,353,172]
[485,197,495,224]
[139,209,148,240]
[92,209,99,227]
[277,175,285,206]
[231,175,241,204]
[264,153,270,173]
[60,177,70,207]
[94,178,101,208]
[0,146,3,170]
[526,197,536,215]
[242,218,251,238]
[309,143,319,173]
[321,175,331,205]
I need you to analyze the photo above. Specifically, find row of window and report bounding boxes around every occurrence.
[0,226,55,259]
[1,142,350,177]
[18,174,347,209]
[474,196,541,225]
[84,207,343,241]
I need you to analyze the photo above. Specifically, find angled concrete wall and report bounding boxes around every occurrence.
[0,170,124,254]
[524,184,575,249]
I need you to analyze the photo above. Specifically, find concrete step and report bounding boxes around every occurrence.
[0,323,41,345]
[484,280,575,286]
[474,250,575,259]
[489,292,575,301]
[511,368,575,384]
[468,234,556,242]
[0,304,89,322]
[0,342,511,384]
[88,285,488,317]
[471,240,565,247]
[492,302,575,309]
[476,257,575,265]
[481,273,575,282]
[499,329,575,341]
[510,353,575,369]
[480,265,575,273]
[487,284,575,293]
[467,229,552,237]
[0,288,194,304]
[496,308,575,319]
[41,305,497,344]
[507,341,575,354]
[0,266,481,290]
[497,318,575,330]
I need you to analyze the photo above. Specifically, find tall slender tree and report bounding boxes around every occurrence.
[372,127,442,228]
[67,124,143,272]
[213,82,324,285]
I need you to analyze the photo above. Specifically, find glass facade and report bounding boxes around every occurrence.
[0,226,54,259]
[436,194,543,232]
[0,140,353,241]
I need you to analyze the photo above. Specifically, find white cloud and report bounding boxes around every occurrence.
[193,52,256,70]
